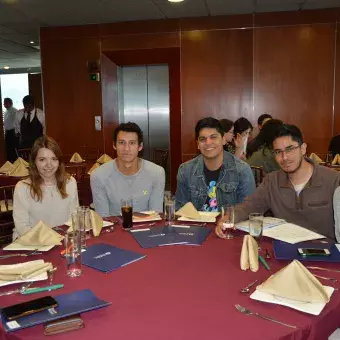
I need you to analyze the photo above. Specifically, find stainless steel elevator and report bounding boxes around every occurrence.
[118,65,170,185]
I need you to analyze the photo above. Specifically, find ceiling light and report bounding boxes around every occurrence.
[30,41,34,44]
[168,0,184,2]
[4,66,10,69]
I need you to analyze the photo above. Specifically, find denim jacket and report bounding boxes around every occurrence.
[175,151,256,211]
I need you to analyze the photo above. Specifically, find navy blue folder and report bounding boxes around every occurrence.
[273,240,340,262]
[81,243,146,272]
[1,289,111,332]
[130,225,212,248]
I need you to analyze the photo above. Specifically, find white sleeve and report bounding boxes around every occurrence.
[68,177,79,215]
[14,110,22,134]
[13,182,32,237]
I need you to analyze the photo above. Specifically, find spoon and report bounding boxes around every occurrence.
[265,249,271,259]
[240,279,258,293]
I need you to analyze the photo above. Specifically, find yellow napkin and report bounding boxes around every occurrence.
[0,261,52,281]
[176,202,201,220]
[96,154,113,164]
[88,162,101,175]
[240,235,259,272]
[90,210,103,237]
[332,154,340,165]
[16,221,64,246]
[70,152,83,163]
[309,153,323,164]
[13,157,29,167]
[9,163,29,177]
[257,260,329,303]
[0,199,13,212]
[0,161,14,174]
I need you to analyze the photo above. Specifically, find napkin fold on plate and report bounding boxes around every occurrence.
[96,154,113,164]
[309,153,323,164]
[0,161,14,174]
[176,202,201,220]
[16,221,64,246]
[256,260,329,303]
[9,163,29,177]
[13,157,29,168]
[87,162,101,175]
[0,260,52,281]
[69,152,83,163]
[333,154,340,165]
[67,210,103,236]
[240,235,259,272]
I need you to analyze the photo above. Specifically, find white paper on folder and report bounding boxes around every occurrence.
[236,217,285,233]
[263,223,325,244]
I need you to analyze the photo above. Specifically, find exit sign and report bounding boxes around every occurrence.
[89,73,100,82]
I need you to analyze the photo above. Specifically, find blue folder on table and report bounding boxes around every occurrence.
[273,240,340,262]
[130,225,211,248]
[1,289,111,333]
[81,243,146,272]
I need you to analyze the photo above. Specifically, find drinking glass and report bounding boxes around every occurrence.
[77,206,92,240]
[164,196,176,226]
[121,198,133,230]
[71,212,86,251]
[249,213,264,246]
[65,233,82,278]
[221,205,235,239]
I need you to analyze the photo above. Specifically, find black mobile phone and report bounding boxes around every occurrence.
[2,296,58,320]
[297,248,331,256]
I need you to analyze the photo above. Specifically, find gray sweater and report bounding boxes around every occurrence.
[333,186,340,242]
[90,159,165,217]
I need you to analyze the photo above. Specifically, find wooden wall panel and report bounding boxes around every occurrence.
[28,73,43,111]
[254,24,335,154]
[41,38,102,156]
[0,88,4,164]
[180,29,253,157]
[101,54,118,157]
[333,25,340,138]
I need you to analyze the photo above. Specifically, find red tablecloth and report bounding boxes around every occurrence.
[0,223,340,340]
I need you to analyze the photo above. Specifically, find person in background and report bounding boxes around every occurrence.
[15,95,45,149]
[246,119,283,174]
[215,124,340,241]
[232,117,253,159]
[328,135,340,159]
[3,98,18,162]
[257,113,272,131]
[220,119,243,157]
[176,117,255,212]
[91,122,165,217]
[13,136,79,240]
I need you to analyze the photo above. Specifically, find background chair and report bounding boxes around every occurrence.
[0,185,15,245]
[15,148,31,162]
[250,166,264,187]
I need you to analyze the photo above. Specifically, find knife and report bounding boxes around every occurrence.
[22,284,64,295]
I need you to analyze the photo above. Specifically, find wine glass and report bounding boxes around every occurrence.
[221,205,235,239]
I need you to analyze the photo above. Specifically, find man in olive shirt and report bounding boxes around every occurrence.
[216,124,340,240]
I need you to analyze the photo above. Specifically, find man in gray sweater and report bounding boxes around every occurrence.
[216,124,340,240]
[90,122,165,217]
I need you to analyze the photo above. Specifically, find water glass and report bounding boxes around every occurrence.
[221,205,235,239]
[249,213,264,244]
[71,212,86,251]
[65,233,82,278]
[121,198,133,230]
[164,196,176,226]
[77,206,92,241]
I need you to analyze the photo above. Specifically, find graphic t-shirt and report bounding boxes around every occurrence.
[203,165,221,212]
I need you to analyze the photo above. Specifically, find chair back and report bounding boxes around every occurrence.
[0,185,15,245]
[15,148,31,162]
[0,185,15,212]
[250,166,264,187]
[65,164,84,182]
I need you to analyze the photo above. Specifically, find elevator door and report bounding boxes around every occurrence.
[118,65,170,179]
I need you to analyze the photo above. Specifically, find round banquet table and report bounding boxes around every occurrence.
[0,221,340,340]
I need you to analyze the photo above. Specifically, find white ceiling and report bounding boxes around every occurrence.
[0,0,339,70]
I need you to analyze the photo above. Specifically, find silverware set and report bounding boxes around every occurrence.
[0,249,42,259]
[240,280,258,293]
[235,304,297,329]
[0,281,34,296]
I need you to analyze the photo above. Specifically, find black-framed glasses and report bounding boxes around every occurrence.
[272,145,301,157]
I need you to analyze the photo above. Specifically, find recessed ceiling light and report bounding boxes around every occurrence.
[4,66,10,69]
[168,0,184,2]
[30,41,34,44]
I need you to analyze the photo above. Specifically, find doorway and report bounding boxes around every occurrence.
[117,64,170,188]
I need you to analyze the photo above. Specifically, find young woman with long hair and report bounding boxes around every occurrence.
[13,136,79,239]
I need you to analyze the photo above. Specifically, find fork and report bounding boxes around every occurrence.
[313,274,337,282]
[306,266,340,273]
[0,249,42,259]
[234,304,297,329]
[0,281,34,296]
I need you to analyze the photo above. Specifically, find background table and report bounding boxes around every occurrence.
[0,222,340,340]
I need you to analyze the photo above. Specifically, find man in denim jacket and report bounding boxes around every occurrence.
[176,118,256,212]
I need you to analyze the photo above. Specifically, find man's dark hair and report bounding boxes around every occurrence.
[272,124,304,147]
[195,117,224,140]
[220,119,234,133]
[4,98,13,105]
[257,113,272,126]
[233,117,253,136]
[23,95,34,106]
[113,122,143,145]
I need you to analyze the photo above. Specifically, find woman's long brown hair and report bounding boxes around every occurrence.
[28,136,70,202]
